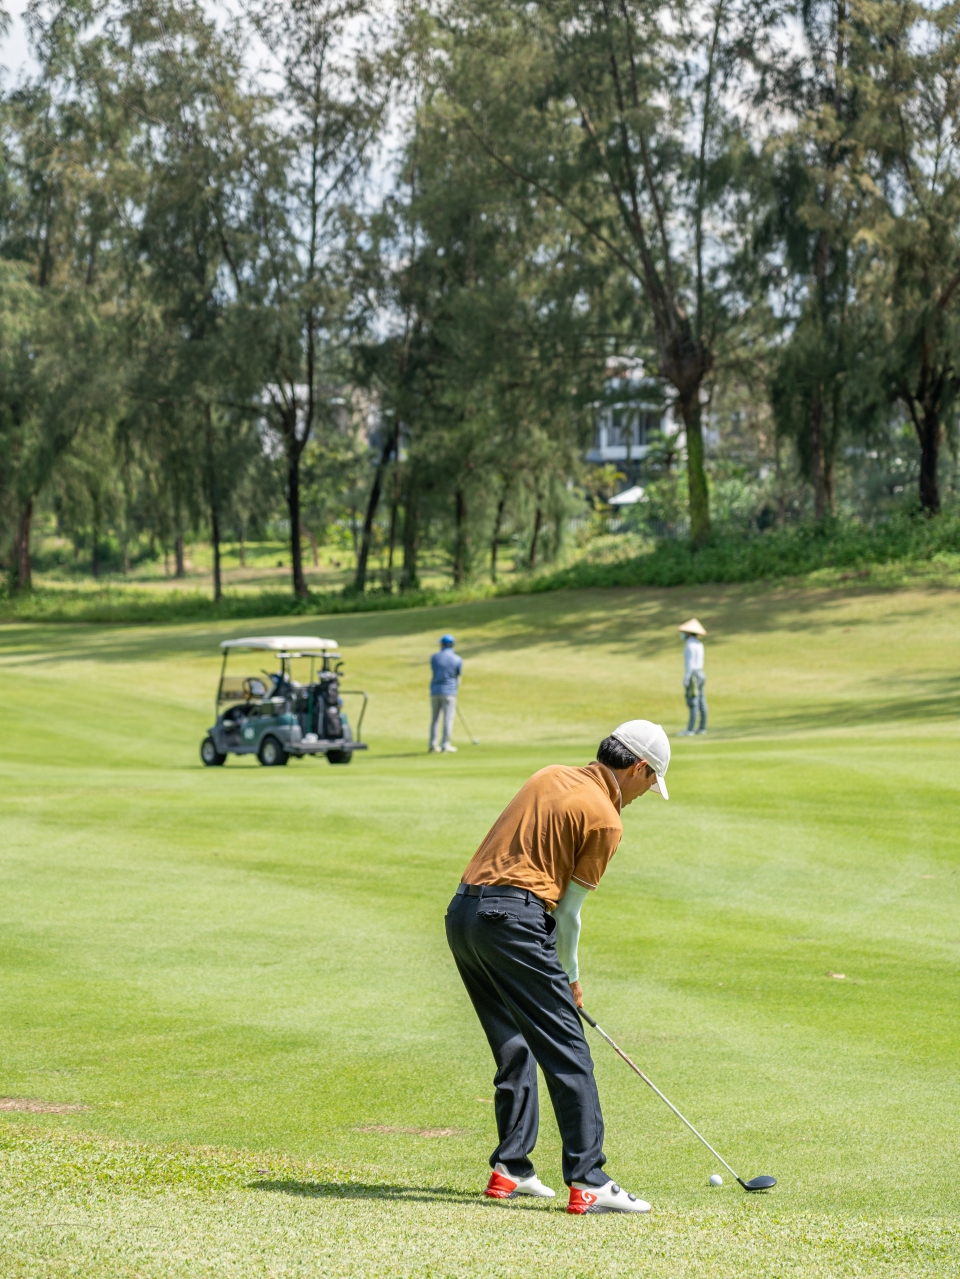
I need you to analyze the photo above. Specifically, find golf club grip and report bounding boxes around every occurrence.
[578,1008,598,1028]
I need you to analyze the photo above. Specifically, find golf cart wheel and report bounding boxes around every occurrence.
[258,735,288,767]
[200,737,226,767]
[326,749,352,765]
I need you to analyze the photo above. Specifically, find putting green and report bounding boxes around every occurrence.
[1,581,959,1277]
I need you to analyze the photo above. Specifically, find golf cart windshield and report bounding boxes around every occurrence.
[218,672,271,705]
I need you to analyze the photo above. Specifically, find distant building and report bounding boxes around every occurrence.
[586,359,683,475]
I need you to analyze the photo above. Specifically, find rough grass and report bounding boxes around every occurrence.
[1,580,959,1275]
[2,1124,957,1278]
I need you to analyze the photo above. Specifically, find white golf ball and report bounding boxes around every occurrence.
[709,1174,723,1187]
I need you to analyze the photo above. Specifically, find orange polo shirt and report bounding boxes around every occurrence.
[460,762,623,910]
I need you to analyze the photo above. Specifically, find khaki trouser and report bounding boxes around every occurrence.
[430,694,457,750]
[685,673,707,732]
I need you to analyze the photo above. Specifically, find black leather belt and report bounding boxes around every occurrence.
[456,882,548,910]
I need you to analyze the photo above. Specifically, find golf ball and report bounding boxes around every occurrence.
[709,1174,723,1187]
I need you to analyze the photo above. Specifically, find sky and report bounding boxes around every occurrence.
[0,0,405,200]
[1,3,35,83]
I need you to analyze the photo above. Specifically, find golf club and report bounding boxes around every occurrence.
[579,1009,776,1192]
[456,703,480,744]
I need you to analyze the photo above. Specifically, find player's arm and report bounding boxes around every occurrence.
[564,825,621,1007]
[554,882,589,995]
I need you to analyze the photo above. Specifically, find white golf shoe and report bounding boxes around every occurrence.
[567,1180,651,1214]
[442,743,458,753]
[484,1163,556,1200]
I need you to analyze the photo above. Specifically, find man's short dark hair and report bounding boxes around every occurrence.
[597,735,641,770]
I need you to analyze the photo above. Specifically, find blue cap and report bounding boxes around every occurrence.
[440,634,455,647]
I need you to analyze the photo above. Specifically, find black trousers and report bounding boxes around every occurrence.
[445,887,608,1187]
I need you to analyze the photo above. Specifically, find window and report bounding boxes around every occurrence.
[608,410,628,447]
[638,411,661,447]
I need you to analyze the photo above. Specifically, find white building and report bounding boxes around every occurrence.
[586,359,683,468]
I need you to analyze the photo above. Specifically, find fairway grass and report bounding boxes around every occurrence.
[1,580,959,1276]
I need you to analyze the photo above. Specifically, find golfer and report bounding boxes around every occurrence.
[678,618,707,736]
[445,720,670,1214]
[429,633,462,753]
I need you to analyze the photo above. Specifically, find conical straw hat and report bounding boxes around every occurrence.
[678,617,707,636]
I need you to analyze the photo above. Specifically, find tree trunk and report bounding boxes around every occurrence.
[385,499,398,591]
[678,393,711,544]
[825,377,842,517]
[91,498,101,579]
[121,505,130,576]
[809,392,827,520]
[355,424,396,592]
[175,536,185,578]
[239,521,246,567]
[15,499,32,591]
[490,493,506,582]
[552,510,563,563]
[205,405,222,603]
[211,507,222,602]
[823,454,836,518]
[287,450,308,599]
[917,405,941,514]
[529,506,543,569]
[303,525,319,567]
[453,487,467,586]
[401,479,419,591]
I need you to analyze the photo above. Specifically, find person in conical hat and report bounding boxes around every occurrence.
[677,619,707,735]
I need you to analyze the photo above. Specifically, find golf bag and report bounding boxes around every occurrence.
[318,673,343,740]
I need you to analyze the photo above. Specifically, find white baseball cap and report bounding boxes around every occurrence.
[610,720,671,799]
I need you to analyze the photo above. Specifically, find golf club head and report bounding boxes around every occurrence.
[739,1175,776,1191]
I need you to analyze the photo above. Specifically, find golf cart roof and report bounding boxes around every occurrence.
[220,636,339,655]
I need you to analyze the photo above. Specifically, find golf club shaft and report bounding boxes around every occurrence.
[456,702,478,742]
[580,1009,743,1184]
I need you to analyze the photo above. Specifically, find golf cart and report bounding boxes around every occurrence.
[200,636,368,768]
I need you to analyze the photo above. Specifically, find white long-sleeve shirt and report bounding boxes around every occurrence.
[553,882,589,981]
[683,636,705,687]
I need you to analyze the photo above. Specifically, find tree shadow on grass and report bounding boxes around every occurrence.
[4,577,958,671]
[724,678,960,737]
[248,1179,484,1205]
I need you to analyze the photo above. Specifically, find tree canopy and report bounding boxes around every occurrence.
[2,0,959,596]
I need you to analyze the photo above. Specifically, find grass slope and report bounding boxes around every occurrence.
[1,580,959,1276]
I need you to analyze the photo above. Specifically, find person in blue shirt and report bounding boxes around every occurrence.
[430,634,463,753]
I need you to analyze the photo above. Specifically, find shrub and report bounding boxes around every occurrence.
[530,510,960,591]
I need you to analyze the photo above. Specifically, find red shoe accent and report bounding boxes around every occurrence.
[566,1186,599,1214]
[485,1170,519,1199]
